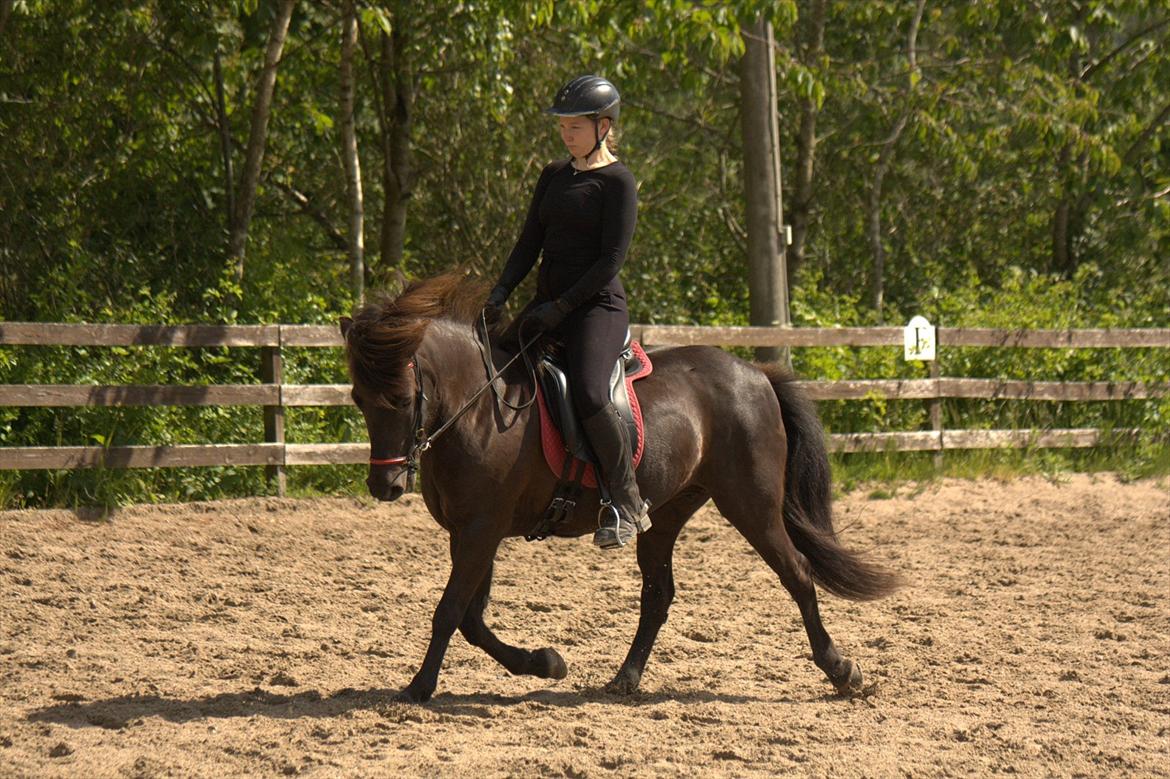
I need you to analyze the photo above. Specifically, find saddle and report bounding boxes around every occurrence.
[535,330,649,472]
[528,334,653,541]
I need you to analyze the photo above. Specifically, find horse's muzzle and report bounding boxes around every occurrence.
[367,466,408,502]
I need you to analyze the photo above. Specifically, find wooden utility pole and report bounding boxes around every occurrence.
[740,16,791,366]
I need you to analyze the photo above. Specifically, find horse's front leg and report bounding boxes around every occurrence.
[398,520,501,703]
[458,555,569,681]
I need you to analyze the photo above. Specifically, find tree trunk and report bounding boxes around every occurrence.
[228,0,296,283]
[0,0,14,40]
[868,0,925,321]
[340,0,364,302]
[1051,138,1073,276]
[213,47,235,232]
[377,25,413,286]
[789,0,827,283]
[739,17,790,365]
[868,113,907,319]
[1050,37,1085,279]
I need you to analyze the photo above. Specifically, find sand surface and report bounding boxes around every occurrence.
[1,474,1168,777]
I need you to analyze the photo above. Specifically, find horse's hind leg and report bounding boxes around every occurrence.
[606,488,708,695]
[459,559,568,681]
[713,486,862,695]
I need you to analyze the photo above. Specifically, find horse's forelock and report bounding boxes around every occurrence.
[344,312,420,398]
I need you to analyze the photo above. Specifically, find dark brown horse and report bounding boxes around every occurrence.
[340,274,900,703]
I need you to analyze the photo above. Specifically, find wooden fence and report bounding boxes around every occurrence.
[1,322,1166,495]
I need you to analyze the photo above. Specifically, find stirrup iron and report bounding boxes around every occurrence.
[592,499,651,551]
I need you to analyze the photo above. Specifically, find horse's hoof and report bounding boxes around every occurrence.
[604,667,641,695]
[394,683,433,704]
[531,648,568,680]
[831,659,864,695]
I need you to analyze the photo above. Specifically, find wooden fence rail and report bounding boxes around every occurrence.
[0,378,1163,408]
[2,323,1166,493]
[4,323,1168,349]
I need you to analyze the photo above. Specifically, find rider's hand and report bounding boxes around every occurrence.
[525,299,573,332]
[483,285,509,324]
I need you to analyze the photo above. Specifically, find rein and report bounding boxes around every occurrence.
[477,312,541,413]
[368,316,541,487]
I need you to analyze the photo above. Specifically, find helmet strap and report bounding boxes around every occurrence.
[590,116,610,158]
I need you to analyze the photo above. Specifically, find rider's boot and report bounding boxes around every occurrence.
[581,402,651,549]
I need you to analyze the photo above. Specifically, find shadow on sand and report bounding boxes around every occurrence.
[27,684,828,729]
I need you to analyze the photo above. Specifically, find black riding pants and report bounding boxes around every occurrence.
[505,288,629,420]
[560,289,629,420]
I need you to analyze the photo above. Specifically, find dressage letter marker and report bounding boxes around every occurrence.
[904,316,936,361]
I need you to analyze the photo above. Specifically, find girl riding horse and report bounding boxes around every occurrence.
[484,75,648,550]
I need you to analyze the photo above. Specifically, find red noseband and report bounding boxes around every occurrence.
[369,455,409,466]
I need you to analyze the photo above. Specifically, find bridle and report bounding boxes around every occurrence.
[368,357,430,490]
[367,315,541,491]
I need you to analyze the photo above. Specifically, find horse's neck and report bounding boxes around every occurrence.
[420,320,532,429]
[420,320,480,386]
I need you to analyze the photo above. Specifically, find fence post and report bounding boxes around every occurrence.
[930,329,943,470]
[261,339,286,496]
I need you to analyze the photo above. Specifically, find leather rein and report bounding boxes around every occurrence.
[367,314,540,488]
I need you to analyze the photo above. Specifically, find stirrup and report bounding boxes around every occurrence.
[592,500,652,550]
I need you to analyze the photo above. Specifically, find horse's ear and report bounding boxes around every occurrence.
[339,316,353,339]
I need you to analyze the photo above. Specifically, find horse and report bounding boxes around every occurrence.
[340,273,900,703]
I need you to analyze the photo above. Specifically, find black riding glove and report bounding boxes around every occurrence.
[526,299,573,332]
[483,285,509,324]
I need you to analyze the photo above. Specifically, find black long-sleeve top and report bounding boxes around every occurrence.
[495,158,637,311]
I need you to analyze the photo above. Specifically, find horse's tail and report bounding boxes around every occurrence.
[760,364,902,601]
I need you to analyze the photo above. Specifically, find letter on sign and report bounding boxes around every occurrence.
[904,316,936,361]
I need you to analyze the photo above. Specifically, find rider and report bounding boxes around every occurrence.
[484,75,651,550]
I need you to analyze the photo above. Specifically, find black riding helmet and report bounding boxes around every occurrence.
[546,75,620,156]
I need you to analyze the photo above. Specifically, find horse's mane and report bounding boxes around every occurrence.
[345,272,488,397]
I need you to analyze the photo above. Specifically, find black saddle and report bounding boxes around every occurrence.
[537,331,645,463]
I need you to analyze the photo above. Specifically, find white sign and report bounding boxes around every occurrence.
[904,316,936,361]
